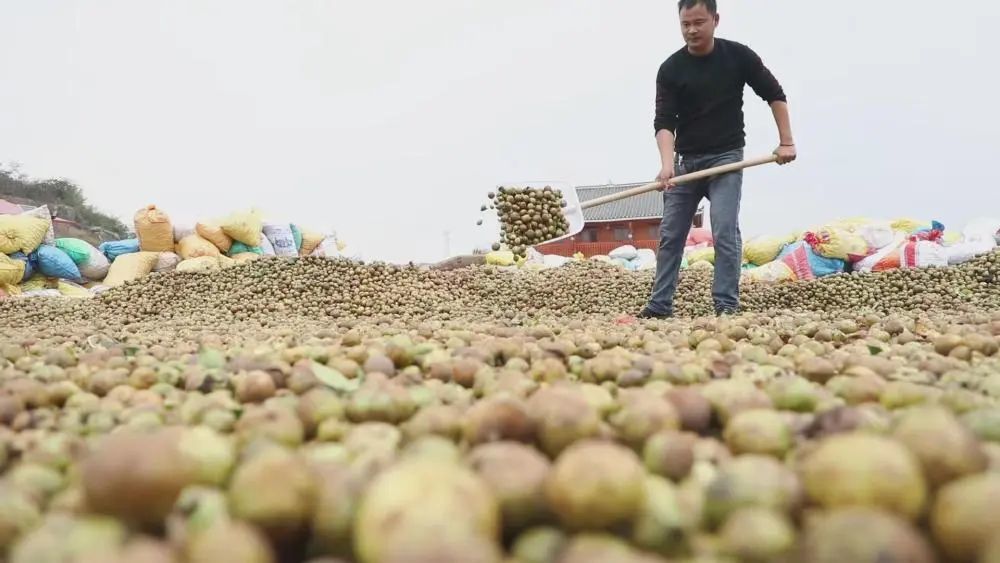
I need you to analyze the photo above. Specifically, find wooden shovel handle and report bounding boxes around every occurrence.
[580,154,778,210]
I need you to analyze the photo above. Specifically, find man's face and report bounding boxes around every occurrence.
[679,4,719,52]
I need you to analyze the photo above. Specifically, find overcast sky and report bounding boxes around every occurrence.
[1,1,996,263]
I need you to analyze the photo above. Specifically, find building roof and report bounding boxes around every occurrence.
[576,182,702,223]
[0,198,24,214]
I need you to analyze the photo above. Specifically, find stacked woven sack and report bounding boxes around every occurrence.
[484,248,586,270]
[1,205,107,298]
[2,203,349,299]
[99,206,347,287]
[742,217,1000,284]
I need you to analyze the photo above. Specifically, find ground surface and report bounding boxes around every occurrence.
[1,256,1000,562]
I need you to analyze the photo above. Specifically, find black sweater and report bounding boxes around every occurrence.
[654,38,786,155]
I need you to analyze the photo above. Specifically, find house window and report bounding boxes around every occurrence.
[613,226,631,241]
[580,228,598,243]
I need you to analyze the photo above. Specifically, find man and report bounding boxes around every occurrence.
[638,0,796,319]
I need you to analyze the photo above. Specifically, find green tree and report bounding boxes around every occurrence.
[0,164,128,238]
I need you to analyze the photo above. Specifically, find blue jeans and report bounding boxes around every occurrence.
[647,148,744,316]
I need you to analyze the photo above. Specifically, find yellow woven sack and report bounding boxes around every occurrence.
[744,260,795,283]
[890,218,924,234]
[176,256,222,273]
[217,255,236,269]
[20,275,52,292]
[196,221,233,253]
[830,217,875,231]
[133,205,174,252]
[19,205,56,244]
[942,231,962,246]
[176,234,221,259]
[690,259,714,270]
[485,250,515,266]
[0,254,25,286]
[298,229,325,256]
[103,252,158,287]
[688,247,715,264]
[231,252,261,265]
[0,283,21,298]
[220,209,263,246]
[57,280,92,298]
[744,235,792,266]
[804,227,869,261]
[0,215,49,254]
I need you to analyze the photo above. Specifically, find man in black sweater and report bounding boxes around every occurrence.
[639,0,796,319]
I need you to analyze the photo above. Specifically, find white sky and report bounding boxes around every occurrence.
[1,1,997,263]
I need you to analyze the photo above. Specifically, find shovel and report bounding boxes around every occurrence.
[520,154,778,246]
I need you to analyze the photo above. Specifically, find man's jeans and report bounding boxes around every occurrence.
[647,148,744,316]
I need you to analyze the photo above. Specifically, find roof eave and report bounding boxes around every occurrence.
[581,216,663,223]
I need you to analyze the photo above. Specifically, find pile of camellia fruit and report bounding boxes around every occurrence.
[1,253,1000,562]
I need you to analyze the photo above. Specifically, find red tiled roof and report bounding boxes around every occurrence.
[0,198,23,214]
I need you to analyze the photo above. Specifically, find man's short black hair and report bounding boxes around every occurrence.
[678,0,717,14]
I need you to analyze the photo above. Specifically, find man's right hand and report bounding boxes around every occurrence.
[656,162,675,191]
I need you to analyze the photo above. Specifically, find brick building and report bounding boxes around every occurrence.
[535,182,704,257]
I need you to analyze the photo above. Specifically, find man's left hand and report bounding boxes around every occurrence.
[774,144,797,165]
